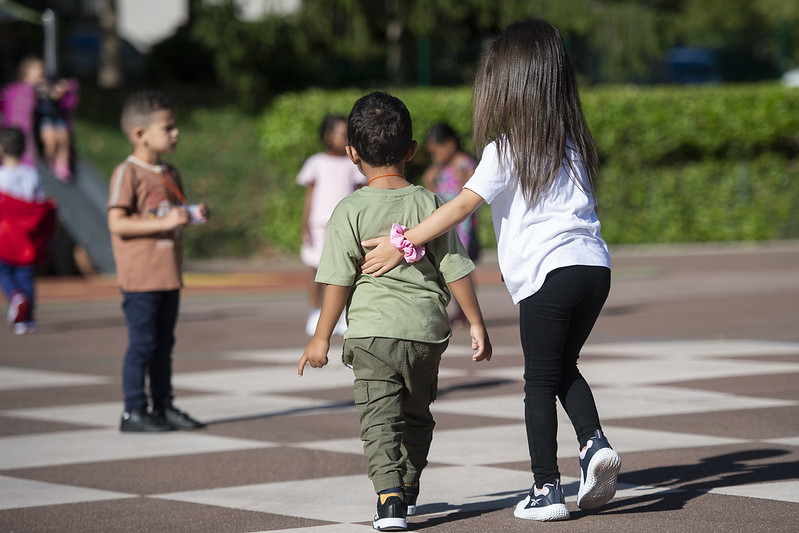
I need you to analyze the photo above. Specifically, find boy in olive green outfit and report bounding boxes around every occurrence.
[298,91,492,531]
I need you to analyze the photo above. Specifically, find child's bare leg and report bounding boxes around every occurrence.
[39,125,57,161]
[53,127,71,168]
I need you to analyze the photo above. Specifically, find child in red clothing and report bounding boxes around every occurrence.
[0,127,56,334]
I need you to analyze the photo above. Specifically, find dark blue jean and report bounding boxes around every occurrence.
[0,260,35,321]
[121,289,179,412]
[519,265,611,488]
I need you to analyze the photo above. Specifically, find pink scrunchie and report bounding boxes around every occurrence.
[390,223,426,263]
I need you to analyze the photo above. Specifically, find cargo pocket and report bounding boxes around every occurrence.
[353,380,369,406]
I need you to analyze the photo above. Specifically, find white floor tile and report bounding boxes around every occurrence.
[0,429,274,469]
[0,475,133,510]
[480,358,799,387]
[709,480,799,503]
[582,340,799,359]
[0,367,110,391]
[1,394,332,429]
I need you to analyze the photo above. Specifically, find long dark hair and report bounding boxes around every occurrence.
[473,19,598,207]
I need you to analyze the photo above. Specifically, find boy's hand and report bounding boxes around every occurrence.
[469,323,492,362]
[361,236,403,276]
[162,206,190,230]
[198,203,210,221]
[298,336,330,376]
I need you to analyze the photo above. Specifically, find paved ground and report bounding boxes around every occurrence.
[1,242,798,532]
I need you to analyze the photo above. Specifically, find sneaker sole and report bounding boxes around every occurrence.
[513,499,570,521]
[372,516,407,531]
[577,447,621,510]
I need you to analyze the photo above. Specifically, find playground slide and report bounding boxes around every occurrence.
[37,156,116,274]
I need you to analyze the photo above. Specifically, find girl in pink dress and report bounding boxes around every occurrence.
[297,115,366,335]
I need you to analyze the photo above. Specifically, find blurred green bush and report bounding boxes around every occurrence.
[261,83,799,252]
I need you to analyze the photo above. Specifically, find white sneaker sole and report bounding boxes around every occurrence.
[513,496,570,521]
[577,447,621,510]
[372,516,407,531]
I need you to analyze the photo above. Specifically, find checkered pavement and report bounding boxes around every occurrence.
[1,244,798,531]
[2,336,798,531]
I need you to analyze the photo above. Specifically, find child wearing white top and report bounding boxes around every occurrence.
[361,19,621,523]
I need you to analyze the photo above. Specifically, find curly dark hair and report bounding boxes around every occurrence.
[347,91,413,167]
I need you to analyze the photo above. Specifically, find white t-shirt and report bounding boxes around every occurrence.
[464,141,610,305]
[296,153,366,226]
[0,164,45,202]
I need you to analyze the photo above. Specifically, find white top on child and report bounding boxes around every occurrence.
[296,153,365,227]
[464,140,610,305]
[0,163,45,203]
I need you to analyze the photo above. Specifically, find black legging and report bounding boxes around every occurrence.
[519,265,611,488]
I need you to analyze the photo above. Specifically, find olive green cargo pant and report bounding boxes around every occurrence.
[343,337,448,494]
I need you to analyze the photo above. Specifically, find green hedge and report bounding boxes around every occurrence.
[260,84,799,252]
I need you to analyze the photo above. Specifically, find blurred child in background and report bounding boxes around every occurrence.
[0,57,79,182]
[297,114,366,336]
[422,123,479,325]
[0,127,56,334]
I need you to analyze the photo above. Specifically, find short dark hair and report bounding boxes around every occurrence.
[0,127,26,158]
[347,91,412,167]
[120,90,175,138]
[319,114,346,143]
[426,122,462,150]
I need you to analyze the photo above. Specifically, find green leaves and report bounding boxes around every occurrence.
[261,83,799,252]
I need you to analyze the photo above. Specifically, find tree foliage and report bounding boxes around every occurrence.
[174,0,799,106]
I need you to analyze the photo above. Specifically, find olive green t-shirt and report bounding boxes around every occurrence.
[316,185,474,343]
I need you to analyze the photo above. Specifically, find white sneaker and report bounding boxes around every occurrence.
[514,479,570,521]
[13,322,28,335]
[305,308,321,336]
[7,291,29,326]
[577,429,621,510]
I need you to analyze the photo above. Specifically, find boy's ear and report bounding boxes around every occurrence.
[345,145,361,165]
[130,126,146,143]
[406,140,418,161]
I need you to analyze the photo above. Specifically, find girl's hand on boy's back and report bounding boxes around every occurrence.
[298,336,330,376]
[361,236,403,276]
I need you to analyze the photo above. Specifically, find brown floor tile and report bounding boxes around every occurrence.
[0,415,95,437]
[0,497,328,533]
[611,406,799,439]
[4,447,366,494]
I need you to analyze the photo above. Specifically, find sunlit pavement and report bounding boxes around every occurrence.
[1,242,798,532]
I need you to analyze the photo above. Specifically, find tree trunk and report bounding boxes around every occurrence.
[97,0,123,88]
[385,0,404,85]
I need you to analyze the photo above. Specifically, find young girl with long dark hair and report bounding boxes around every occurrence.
[361,19,621,522]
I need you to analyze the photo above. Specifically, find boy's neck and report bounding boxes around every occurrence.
[0,155,21,168]
[363,164,410,189]
[131,146,162,166]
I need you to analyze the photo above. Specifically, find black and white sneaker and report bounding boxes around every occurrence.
[373,492,407,531]
[403,483,419,516]
[577,429,621,510]
[514,479,570,521]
